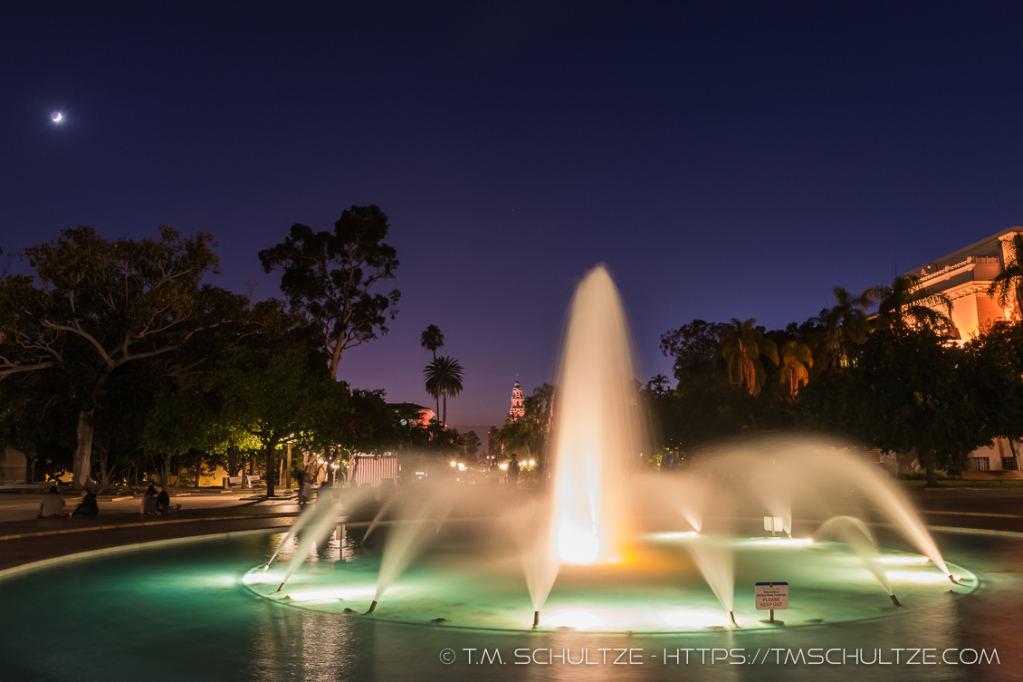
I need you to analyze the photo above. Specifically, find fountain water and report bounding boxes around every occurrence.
[254,264,965,631]
[275,485,376,592]
[816,516,898,604]
[548,265,643,564]
[523,265,646,620]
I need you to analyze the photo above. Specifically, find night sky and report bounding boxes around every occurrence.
[3,2,1023,428]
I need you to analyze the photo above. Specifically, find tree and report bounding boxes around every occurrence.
[420,324,444,422]
[966,321,1023,469]
[661,320,725,382]
[873,275,955,336]
[718,318,779,395]
[218,346,326,497]
[988,232,1023,322]
[0,371,77,483]
[258,205,401,380]
[801,329,987,486]
[423,355,464,425]
[645,374,672,398]
[779,340,813,398]
[821,286,874,368]
[0,226,237,486]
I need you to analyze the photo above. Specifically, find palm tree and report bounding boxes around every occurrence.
[718,318,779,395]
[420,325,444,421]
[424,355,464,426]
[822,286,874,368]
[779,340,813,398]
[873,275,955,336]
[989,232,1023,321]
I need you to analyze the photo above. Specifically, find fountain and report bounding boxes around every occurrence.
[242,264,974,632]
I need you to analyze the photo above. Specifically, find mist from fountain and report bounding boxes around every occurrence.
[692,440,952,578]
[277,486,377,591]
[816,515,893,598]
[686,534,736,614]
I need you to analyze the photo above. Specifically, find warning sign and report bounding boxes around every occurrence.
[755,582,789,610]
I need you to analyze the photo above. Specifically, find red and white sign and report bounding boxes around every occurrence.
[755,582,789,610]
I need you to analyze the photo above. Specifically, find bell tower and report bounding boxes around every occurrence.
[508,381,525,422]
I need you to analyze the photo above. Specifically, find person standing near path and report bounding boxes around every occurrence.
[507,454,521,487]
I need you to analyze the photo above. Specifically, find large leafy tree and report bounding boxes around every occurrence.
[718,318,779,395]
[989,232,1023,321]
[217,346,329,498]
[966,321,1023,469]
[873,275,955,336]
[423,355,464,425]
[0,226,238,486]
[258,205,400,380]
[0,371,77,483]
[660,320,724,383]
[801,329,987,486]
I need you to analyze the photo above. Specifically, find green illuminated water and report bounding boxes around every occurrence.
[0,528,1012,682]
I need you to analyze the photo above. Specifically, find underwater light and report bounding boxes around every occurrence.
[284,587,376,602]
[878,555,930,565]
[645,531,698,541]
[545,608,607,629]
[243,571,285,585]
[887,570,963,585]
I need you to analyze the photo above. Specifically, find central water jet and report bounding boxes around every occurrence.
[548,265,643,566]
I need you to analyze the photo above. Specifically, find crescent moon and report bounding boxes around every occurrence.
[51,112,63,123]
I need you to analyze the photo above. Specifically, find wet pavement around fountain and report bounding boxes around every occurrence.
[0,522,1020,682]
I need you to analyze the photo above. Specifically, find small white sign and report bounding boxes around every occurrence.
[763,516,784,532]
[755,582,789,610]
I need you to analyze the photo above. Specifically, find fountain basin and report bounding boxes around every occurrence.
[245,528,977,633]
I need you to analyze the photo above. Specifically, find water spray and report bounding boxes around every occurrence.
[365,600,378,614]
[889,594,902,607]
[533,611,540,628]
[728,611,738,627]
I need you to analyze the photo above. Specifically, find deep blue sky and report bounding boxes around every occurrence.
[2,2,1022,427]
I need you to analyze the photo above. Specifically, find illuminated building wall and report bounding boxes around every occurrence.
[908,227,1023,472]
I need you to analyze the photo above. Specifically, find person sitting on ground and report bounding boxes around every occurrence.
[71,488,99,517]
[37,486,67,519]
[141,484,160,515]
[155,484,181,514]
